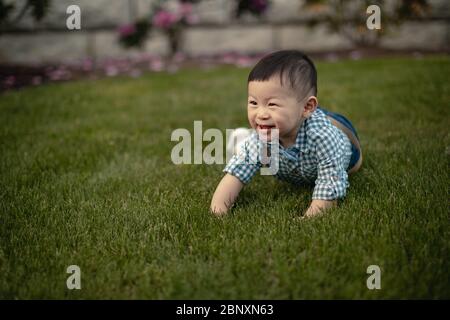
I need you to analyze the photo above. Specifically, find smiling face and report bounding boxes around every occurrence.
[247,76,307,147]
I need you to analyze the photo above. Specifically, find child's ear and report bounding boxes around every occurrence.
[302,96,318,118]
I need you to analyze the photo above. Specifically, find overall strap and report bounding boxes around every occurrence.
[326,115,363,174]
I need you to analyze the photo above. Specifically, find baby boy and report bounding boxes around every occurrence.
[210,50,362,218]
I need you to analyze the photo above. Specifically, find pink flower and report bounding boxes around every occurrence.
[48,68,72,81]
[179,3,198,25]
[118,24,137,37]
[4,76,16,87]
[129,69,142,78]
[185,13,199,25]
[32,76,42,85]
[235,56,254,68]
[149,59,165,72]
[173,52,186,63]
[250,0,269,13]
[105,65,119,77]
[82,58,93,71]
[221,52,237,64]
[179,3,192,17]
[152,10,179,29]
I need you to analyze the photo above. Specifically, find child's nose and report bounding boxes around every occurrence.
[257,108,270,119]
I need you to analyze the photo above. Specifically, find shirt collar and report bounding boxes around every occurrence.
[268,108,324,153]
[294,108,325,153]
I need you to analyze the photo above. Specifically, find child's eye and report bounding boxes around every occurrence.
[268,103,279,107]
[248,101,257,106]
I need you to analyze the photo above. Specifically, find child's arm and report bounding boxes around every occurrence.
[304,127,350,218]
[210,174,244,216]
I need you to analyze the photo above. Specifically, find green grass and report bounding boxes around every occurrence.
[0,56,449,299]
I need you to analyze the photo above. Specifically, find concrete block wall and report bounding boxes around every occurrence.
[0,0,448,63]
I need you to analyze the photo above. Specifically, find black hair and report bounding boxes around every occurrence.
[248,50,317,98]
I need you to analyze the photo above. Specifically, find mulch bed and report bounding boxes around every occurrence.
[1,48,447,92]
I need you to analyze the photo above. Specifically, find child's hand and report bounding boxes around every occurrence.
[304,199,337,218]
[210,204,229,217]
[210,174,244,217]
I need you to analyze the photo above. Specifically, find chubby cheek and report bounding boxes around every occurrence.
[274,114,298,136]
[247,110,257,129]
[271,114,287,130]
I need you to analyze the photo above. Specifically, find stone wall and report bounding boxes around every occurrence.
[0,0,449,63]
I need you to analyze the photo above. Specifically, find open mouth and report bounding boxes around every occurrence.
[257,124,276,130]
[256,124,276,141]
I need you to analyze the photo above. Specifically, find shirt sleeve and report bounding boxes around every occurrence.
[310,127,350,200]
[223,134,262,184]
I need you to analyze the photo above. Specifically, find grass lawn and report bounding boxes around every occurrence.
[0,56,449,299]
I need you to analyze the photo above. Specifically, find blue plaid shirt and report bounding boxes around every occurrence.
[224,108,353,200]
